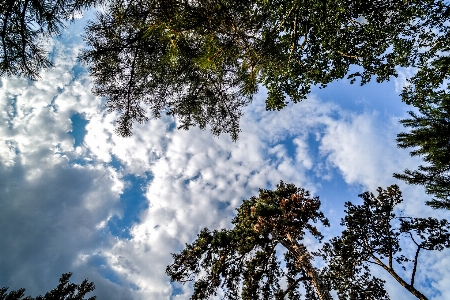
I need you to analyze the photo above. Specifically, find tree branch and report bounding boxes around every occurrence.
[411,246,421,287]
[371,255,428,300]
[337,50,362,60]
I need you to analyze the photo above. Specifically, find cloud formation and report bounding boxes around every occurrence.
[85,91,445,299]
[0,36,133,299]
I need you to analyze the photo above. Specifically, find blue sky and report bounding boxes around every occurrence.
[0,10,449,300]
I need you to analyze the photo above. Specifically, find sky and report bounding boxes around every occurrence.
[1,9,449,300]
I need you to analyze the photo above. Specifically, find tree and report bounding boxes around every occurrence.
[0,0,99,79]
[166,181,332,300]
[0,273,96,300]
[81,0,449,139]
[320,185,450,300]
[395,56,450,210]
[167,183,450,300]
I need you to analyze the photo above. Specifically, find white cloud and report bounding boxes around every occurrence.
[319,110,411,189]
[0,33,133,298]
[395,66,418,93]
[85,92,449,299]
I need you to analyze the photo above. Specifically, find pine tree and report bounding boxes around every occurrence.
[166,181,332,299]
[320,185,450,300]
[167,183,450,299]
[395,57,450,210]
[0,0,99,79]
[0,273,96,300]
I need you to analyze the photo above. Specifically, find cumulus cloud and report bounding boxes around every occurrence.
[319,110,410,189]
[0,30,133,298]
[83,90,448,299]
[84,98,325,299]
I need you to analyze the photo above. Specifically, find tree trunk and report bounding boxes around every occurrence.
[372,256,428,300]
[279,237,332,300]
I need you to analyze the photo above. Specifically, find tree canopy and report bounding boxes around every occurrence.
[320,185,450,300]
[166,181,331,300]
[0,0,98,79]
[395,56,450,210]
[81,0,450,139]
[0,273,96,300]
[167,183,450,300]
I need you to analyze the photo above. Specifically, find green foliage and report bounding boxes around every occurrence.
[166,181,329,300]
[82,0,449,139]
[321,185,450,300]
[0,273,96,300]
[0,0,99,79]
[395,56,450,209]
[168,184,450,299]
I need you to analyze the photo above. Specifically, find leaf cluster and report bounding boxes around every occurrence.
[395,56,450,209]
[0,273,96,300]
[81,0,449,140]
[320,185,450,300]
[0,0,99,79]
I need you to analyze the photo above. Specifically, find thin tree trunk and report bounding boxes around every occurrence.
[372,256,428,300]
[279,237,332,300]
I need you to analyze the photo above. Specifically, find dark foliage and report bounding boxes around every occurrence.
[81,0,449,139]
[320,185,450,300]
[169,183,450,299]
[395,56,450,209]
[0,273,96,300]
[166,181,331,300]
[0,0,99,79]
